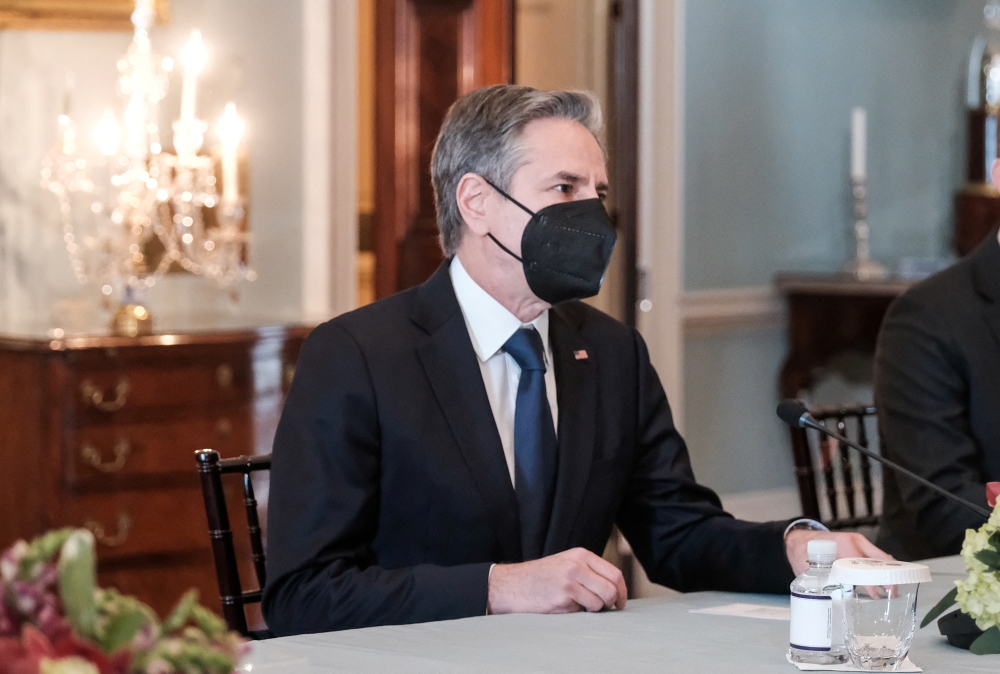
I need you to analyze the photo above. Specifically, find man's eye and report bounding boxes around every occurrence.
[598,193,608,202]
[555,184,572,194]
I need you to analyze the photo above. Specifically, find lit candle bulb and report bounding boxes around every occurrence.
[94,109,122,157]
[180,30,206,122]
[217,103,244,205]
[59,114,76,156]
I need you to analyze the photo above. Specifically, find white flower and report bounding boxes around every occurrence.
[956,504,1000,630]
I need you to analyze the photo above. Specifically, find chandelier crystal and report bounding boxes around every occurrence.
[40,0,254,313]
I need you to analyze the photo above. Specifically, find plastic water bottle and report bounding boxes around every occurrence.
[788,539,847,665]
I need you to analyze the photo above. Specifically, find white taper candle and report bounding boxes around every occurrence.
[217,103,244,205]
[851,107,867,181]
[180,30,206,122]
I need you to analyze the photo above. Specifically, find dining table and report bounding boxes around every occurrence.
[241,555,996,673]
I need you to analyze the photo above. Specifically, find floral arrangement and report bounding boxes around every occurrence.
[0,528,248,674]
[921,482,1000,655]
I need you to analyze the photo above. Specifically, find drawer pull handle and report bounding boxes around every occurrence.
[80,378,130,412]
[80,439,131,473]
[216,363,234,388]
[85,513,132,547]
[216,418,233,439]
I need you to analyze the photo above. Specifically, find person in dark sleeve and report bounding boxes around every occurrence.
[262,85,887,636]
[875,224,1000,561]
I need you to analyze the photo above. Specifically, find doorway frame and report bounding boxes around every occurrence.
[636,0,685,427]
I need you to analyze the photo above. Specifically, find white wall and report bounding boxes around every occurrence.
[681,0,988,502]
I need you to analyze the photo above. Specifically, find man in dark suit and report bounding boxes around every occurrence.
[875,224,1000,561]
[263,85,884,635]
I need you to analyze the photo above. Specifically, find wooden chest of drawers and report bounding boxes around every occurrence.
[0,322,311,618]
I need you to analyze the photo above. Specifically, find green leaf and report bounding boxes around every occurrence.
[975,549,1000,571]
[920,586,958,628]
[57,530,98,639]
[989,531,1000,550]
[17,528,74,579]
[190,602,227,638]
[162,589,199,634]
[970,625,1000,655]
[100,607,148,653]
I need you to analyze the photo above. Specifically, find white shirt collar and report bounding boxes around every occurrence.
[450,255,550,364]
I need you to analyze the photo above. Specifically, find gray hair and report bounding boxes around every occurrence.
[430,85,603,257]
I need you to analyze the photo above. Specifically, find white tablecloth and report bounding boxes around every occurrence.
[242,556,997,673]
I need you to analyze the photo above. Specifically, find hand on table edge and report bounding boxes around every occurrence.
[785,528,894,577]
[487,547,627,615]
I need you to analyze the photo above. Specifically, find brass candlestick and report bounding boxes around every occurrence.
[111,303,153,337]
[843,178,887,280]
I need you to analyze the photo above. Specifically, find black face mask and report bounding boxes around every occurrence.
[482,178,617,305]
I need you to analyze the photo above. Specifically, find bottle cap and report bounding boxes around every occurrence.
[829,558,932,586]
[806,539,837,562]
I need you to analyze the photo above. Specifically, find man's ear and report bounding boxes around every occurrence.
[991,159,1000,191]
[455,173,493,237]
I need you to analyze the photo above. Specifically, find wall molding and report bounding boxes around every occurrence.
[681,285,786,335]
[301,0,358,319]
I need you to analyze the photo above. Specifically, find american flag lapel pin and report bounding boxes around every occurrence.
[574,349,589,360]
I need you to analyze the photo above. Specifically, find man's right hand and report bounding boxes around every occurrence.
[487,547,627,615]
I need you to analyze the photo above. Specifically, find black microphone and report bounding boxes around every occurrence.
[777,399,991,520]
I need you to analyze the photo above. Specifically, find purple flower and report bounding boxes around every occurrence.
[130,622,157,652]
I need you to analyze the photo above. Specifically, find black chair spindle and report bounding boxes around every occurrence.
[243,471,267,590]
[195,449,272,639]
[836,416,857,520]
[856,411,876,516]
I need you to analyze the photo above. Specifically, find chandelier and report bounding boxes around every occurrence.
[40,0,253,333]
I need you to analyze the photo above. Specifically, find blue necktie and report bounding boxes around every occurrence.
[503,327,558,560]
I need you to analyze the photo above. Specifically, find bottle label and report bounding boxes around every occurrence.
[789,592,833,651]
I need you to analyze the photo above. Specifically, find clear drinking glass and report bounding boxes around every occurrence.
[842,583,919,671]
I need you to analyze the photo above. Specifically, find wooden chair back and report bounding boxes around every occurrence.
[787,404,881,530]
[195,449,270,638]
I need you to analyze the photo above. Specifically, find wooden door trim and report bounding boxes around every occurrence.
[374,0,514,298]
[609,0,639,328]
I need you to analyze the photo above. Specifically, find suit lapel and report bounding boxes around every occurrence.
[413,263,523,562]
[543,304,598,555]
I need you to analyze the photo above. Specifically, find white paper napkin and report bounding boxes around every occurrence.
[784,653,921,672]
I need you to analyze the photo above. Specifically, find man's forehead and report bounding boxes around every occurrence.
[516,119,607,178]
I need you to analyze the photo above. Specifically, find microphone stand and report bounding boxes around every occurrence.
[778,402,991,521]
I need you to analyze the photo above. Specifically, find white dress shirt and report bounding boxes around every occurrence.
[450,256,559,487]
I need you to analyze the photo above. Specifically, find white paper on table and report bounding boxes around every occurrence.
[784,653,921,672]
[690,603,791,620]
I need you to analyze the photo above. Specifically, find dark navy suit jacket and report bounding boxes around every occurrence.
[262,260,794,635]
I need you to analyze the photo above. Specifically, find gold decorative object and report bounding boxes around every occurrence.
[111,303,153,336]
